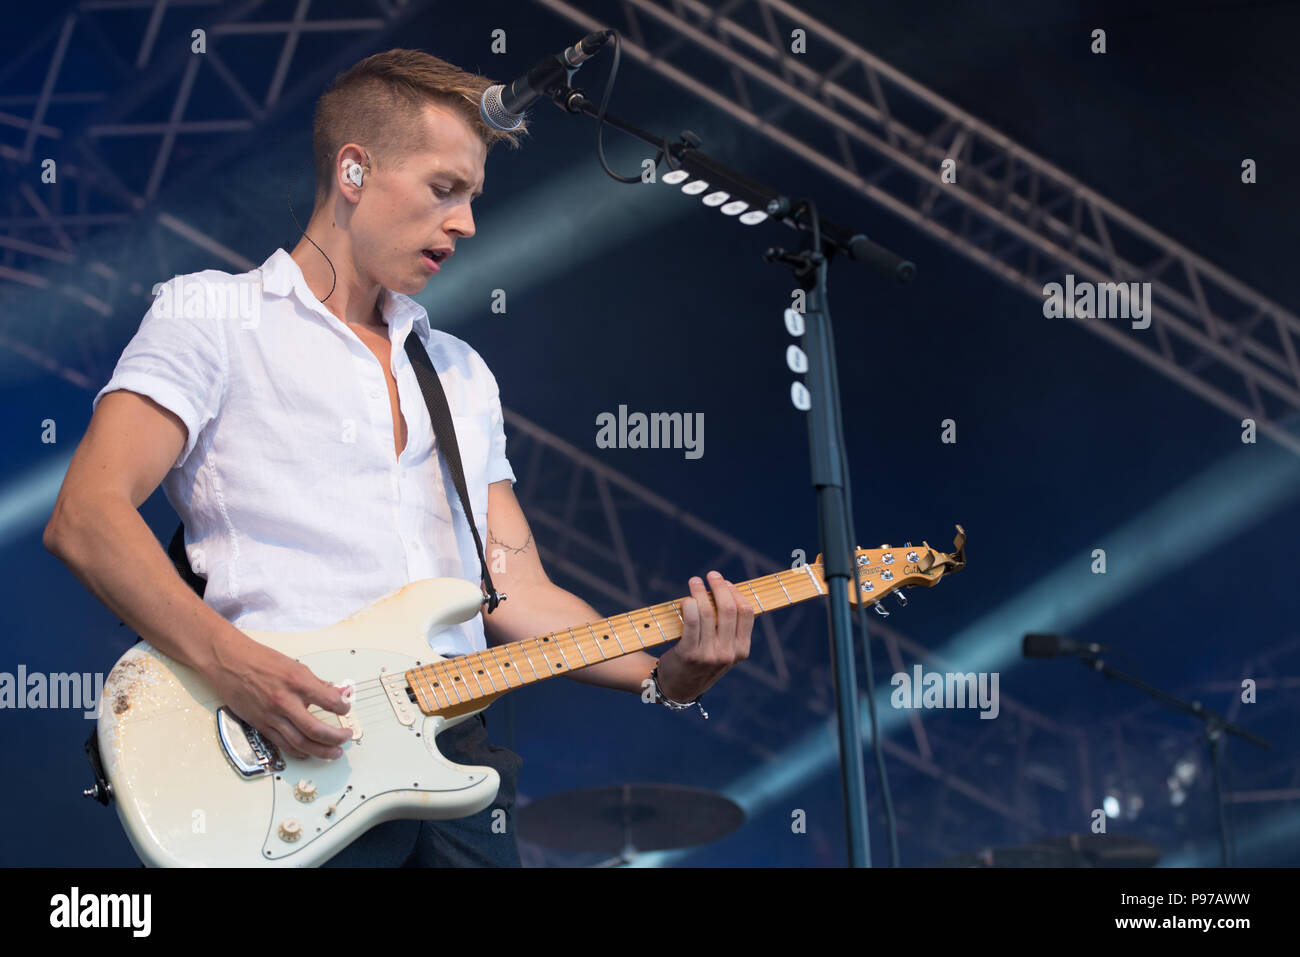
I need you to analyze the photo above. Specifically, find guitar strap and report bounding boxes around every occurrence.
[167,523,205,598]
[402,332,504,613]
[162,331,505,613]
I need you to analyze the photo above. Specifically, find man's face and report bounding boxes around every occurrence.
[348,102,486,297]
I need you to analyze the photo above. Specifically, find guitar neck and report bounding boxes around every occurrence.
[405,562,831,713]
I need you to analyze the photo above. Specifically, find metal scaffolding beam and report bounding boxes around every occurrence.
[534,0,1300,457]
[0,0,430,380]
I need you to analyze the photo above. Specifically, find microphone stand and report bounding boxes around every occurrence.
[1074,652,1270,867]
[545,83,915,866]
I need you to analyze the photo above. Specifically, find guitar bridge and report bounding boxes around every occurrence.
[217,706,286,777]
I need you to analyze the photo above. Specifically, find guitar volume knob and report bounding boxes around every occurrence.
[278,819,303,842]
[294,779,318,802]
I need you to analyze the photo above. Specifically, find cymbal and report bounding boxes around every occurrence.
[938,833,1161,868]
[517,783,745,854]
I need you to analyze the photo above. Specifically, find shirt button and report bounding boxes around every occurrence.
[369,387,381,399]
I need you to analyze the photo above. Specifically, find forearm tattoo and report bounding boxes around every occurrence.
[488,530,533,555]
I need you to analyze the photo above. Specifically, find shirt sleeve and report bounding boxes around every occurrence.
[470,350,516,488]
[92,274,230,471]
[486,392,516,487]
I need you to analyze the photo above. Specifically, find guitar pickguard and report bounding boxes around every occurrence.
[258,647,492,862]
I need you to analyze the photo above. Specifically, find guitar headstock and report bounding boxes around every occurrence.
[817,525,966,613]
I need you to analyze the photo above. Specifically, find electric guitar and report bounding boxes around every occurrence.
[92,527,966,866]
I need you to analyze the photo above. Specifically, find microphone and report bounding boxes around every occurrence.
[1022,632,1108,659]
[480,30,614,131]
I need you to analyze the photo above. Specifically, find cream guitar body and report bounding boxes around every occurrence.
[98,577,501,867]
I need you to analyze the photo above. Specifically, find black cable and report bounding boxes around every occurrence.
[592,32,667,183]
[1224,737,1237,865]
[286,166,337,302]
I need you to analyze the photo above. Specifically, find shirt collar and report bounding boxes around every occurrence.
[259,247,432,344]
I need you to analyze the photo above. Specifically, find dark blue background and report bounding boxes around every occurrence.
[2,0,1296,867]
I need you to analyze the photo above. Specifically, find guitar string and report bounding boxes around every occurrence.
[144,564,898,724]
[300,564,873,728]
[398,561,901,708]
[138,562,920,724]
[331,568,830,708]
[147,571,820,721]
[164,580,777,717]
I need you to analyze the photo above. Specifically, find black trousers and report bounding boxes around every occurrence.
[321,712,524,867]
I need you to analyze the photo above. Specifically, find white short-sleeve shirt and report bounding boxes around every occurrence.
[92,247,515,657]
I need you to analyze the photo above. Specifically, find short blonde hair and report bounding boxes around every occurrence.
[312,48,528,204]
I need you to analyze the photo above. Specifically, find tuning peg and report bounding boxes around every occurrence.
[873,602,890,618]
[894,590,909,607]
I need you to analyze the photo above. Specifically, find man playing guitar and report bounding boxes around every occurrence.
[43,48,755,867]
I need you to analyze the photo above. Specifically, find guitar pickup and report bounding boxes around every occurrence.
[381,671,416,726]
[335,709,362,741]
